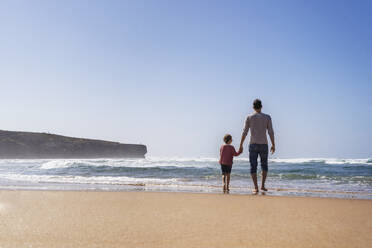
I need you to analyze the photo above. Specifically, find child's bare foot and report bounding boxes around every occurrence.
[261,187,268,191]
[226,187,230,193]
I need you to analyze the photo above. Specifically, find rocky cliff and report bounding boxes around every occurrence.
[0,130,147,158]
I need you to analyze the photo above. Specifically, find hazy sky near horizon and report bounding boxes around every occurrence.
[1,0,371,158]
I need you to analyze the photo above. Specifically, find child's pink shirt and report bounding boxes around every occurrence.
[219,144,241,166]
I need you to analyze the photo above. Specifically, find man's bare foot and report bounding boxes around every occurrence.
[223,185,227,193]
[261,187,268,191]
[252,188,259,194]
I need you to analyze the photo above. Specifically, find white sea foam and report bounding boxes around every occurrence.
[146,156,218,162]
[269,158,372,165]
[323,158,372,165]
[0,157,370,172]
[0,174,180,186]
[40,160,100,169]
[38,157,220,170]
[146,157,372,165]
[0,159,50,165]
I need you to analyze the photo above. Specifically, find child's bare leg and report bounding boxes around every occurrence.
[222,174,226,192]
[226,173,231,192]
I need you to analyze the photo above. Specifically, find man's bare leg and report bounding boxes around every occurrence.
[261,171,268,191]
[251,173,259,193]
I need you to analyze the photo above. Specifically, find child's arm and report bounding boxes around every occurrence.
[233,147,242,156]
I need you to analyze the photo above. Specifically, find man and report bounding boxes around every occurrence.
[239,99,275,194]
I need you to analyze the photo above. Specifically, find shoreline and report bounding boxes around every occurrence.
[1,188,372,200]
[1,190,371,247]
[0,186,371,200]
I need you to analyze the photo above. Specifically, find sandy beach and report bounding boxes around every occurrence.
[0,190,371,248]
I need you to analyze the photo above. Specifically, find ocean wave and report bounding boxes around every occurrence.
[269,158,372,165]
[146,157,218,162]
[38,159,218,170]
[0,157,370,170]
[0,174,180,186]
[147,157,372,165]
[0,159,51,165]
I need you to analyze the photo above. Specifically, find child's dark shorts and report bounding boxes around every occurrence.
[220,164,232,174]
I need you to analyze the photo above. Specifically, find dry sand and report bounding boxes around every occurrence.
[0,190,371,248]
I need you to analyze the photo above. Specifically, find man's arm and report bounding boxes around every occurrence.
[268,116,275,154]
[239,117,249,152]
[239,133,246,153]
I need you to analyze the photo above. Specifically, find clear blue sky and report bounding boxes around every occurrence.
[1,0,371,158]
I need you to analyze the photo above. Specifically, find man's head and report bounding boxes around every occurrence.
[253,99,262,112]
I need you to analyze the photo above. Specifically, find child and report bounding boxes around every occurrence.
[219,134,242,193]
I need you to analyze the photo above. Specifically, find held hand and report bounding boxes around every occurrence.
[270,145,275,154]
[238,146,243,154]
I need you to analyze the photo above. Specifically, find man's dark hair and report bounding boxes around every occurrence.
[253,99,262,110]
[223,134,232,144]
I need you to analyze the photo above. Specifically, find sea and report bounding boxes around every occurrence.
[0,157,371,199]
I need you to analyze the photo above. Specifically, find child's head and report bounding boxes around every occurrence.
[223,134,232,144]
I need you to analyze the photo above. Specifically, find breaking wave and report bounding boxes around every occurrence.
[33,157,372,170]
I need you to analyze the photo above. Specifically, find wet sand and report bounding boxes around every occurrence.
[0,190,371,248]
